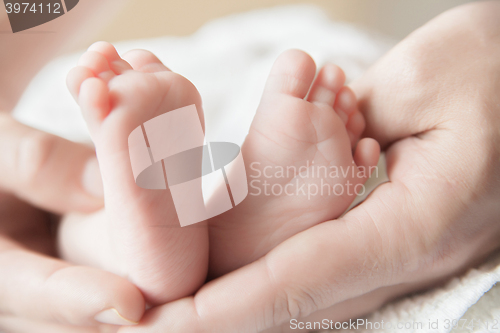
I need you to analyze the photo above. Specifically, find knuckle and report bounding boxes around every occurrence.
[270,288,319,328]
[264,258,319,327]
[270,290,295,326]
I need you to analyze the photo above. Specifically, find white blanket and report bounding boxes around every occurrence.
[13,5,500,332]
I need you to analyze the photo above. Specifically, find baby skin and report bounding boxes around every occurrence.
[60,42,379,309]
[209,50,380,277]
[62,42,209,306]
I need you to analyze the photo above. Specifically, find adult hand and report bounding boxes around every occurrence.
[118,2,500,332]
[0,114,145,332]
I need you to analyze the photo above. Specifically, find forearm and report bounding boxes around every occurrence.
[0,0,128,111]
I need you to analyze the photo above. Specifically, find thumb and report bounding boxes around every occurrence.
[0,238,145,326]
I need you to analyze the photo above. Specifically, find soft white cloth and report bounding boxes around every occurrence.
[323,255,500,333]
[13,5,500,332]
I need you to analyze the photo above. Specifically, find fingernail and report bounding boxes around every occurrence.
[94,308,139,326]
[82,157,104,198]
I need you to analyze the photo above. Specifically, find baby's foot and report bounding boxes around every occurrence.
[64,42,208,305]
[209,50,380,277]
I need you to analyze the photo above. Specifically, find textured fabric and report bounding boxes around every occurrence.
[319,255,500,333]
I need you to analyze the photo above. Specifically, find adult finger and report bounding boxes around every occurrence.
[0,238,145,327]
[0,314,123,333]
[0,315,100,333]
[0,113,103,213]
[263,277,448,333]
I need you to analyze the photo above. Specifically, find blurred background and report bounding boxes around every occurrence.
[92,0,478,47]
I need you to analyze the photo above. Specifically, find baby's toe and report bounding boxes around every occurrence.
[334,87,356,123]
[88,41,121,62]
[262,49,316,99]
[334,86,365,147]
[122,49,171,73]
[77,51,117,83]
[88,41,133,75]
[346,110,366,147]
[67,66,94,101]
[308,63,346,107]
[353,137,380,177]
[79,77,110,133]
